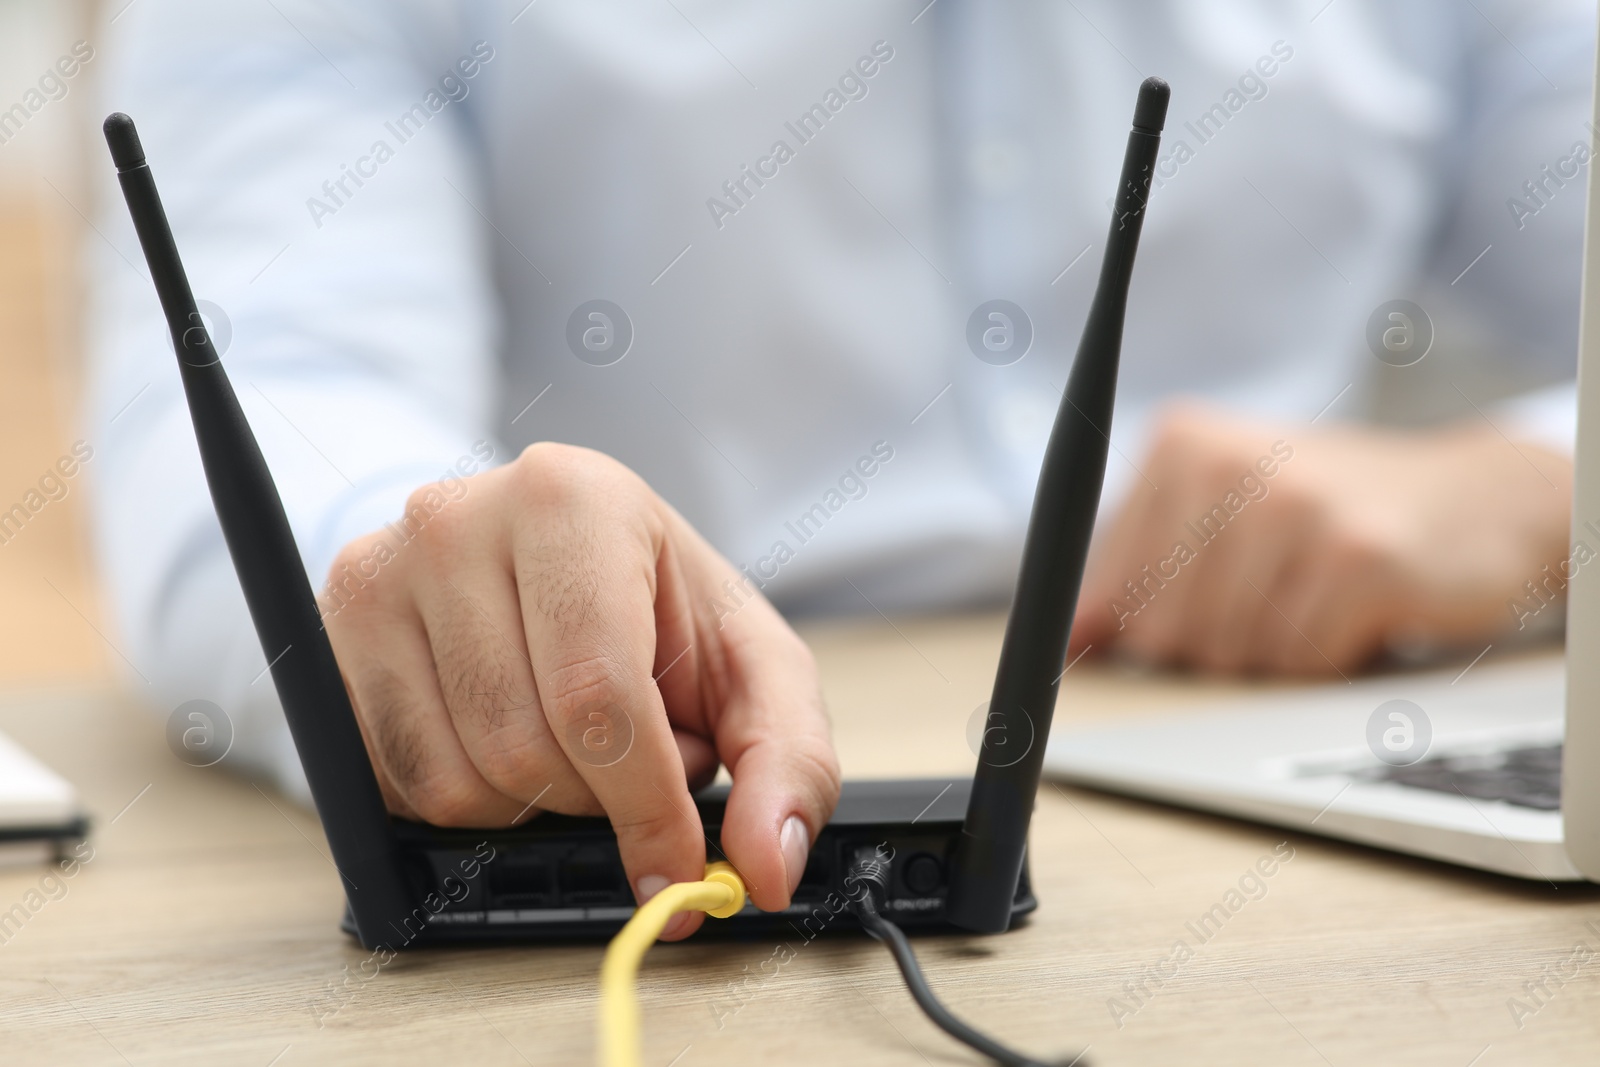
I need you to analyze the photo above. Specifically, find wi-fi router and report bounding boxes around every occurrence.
[102,77,1166,947]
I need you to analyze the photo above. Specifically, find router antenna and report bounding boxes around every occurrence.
[947,78,1169,933]
[104,113,415,945]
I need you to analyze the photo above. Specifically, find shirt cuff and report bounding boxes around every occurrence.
[1494,381,1577,456]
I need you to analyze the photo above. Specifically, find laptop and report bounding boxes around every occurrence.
[1043,36,1600,885]
[0,727,83,868]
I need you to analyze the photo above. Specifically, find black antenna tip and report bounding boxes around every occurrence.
[1132,77,1170,133]
[103,112,147,171]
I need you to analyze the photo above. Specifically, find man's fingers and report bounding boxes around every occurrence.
[710,611,841,912]
[326,586,528,827]
[1183,522,1272,671]
[672,728,720,792]
[1232,542,1299,673]
[718,733,839,911]
[654,505,841,913]
[507,446,708,935]
[1110,478,1218,665]
[1263,552,1380,676]
[1076,479,1160,648]
[1296,542,1398,672]
[1234,496,1320,672]
[408,535,599,816]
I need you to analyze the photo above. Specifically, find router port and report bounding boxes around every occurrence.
[488,853,557,908]
[793,848,833,901]
[560,845,626,905]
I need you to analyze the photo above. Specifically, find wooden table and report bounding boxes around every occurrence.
[0,613,1594,1066]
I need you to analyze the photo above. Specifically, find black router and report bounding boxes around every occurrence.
[103,79,1167,950]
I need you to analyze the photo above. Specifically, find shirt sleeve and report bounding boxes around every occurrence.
[1496,380,1579,455]
[86,0,502,802]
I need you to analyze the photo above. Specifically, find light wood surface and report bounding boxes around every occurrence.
[0,614,1594,1067]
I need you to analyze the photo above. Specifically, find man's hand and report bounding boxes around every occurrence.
[1071,405,1573,676]
[320,443,840,939]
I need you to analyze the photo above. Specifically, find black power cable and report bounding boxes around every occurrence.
[844,854,1087,1067]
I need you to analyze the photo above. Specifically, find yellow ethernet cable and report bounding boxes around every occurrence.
[598,861,747,1067]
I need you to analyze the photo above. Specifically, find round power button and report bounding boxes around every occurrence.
[903,853,943,896]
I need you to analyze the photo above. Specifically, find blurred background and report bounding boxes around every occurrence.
[0,1,104,685]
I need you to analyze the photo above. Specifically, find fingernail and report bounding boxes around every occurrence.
[781,815,810,898]
[637,875,693,939]
[637,874,670,903]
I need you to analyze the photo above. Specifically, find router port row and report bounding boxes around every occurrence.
[437,842,632,911]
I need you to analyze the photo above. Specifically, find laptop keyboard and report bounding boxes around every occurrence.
[1350,743,1562,811]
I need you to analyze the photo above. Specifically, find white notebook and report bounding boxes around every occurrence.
[0,728,83,867]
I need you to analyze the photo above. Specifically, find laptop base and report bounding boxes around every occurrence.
[1044,657,1582,882]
